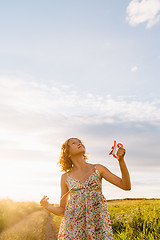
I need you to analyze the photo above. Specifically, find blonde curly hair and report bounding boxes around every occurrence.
[58,138,88,172]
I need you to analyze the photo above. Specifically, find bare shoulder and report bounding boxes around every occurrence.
[61,172,67,177]
[94,164,110,176]
[61,172,68,185]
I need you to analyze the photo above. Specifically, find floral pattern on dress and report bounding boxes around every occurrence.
[58,166,114,240]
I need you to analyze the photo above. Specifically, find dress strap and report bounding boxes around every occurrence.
[66,172,69,179]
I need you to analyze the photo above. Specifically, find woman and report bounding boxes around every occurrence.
[40,137,131,239]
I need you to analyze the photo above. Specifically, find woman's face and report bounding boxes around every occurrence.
[68,138,86,157]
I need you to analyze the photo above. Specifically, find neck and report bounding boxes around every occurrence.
[70,154,87,170]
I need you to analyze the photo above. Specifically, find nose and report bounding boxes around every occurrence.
[78,143,82,148]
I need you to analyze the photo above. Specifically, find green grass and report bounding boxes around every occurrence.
[107,198,160,240]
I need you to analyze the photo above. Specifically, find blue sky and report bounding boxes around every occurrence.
[0,0,160,203]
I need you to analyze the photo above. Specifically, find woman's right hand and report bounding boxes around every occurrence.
[40,195,50,208]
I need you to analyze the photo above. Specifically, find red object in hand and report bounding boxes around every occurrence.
[109,140,123,159]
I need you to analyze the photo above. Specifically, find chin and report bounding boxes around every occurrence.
[81,150,86,155]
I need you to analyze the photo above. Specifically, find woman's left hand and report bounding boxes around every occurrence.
[117,147,126,161]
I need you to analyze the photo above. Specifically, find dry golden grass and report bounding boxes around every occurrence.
[0,210,49,240]
[0,199,41,233]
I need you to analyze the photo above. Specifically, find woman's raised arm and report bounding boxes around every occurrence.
[96,147,131,190]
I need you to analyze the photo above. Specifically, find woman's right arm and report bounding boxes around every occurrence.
[40,173,69,217]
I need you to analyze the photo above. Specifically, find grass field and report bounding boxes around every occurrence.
[0,199,51,240]
[107,198,160,240]
[0,198,159,239]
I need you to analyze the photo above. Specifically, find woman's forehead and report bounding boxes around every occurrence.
[68,138,81,144]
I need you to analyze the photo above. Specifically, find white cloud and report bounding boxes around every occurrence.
[0,75,160,128]
[126,0,160,28]
[131,66,138,72]
[0,74,160,166]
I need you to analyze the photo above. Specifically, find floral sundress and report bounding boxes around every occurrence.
[58,165,114,239]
